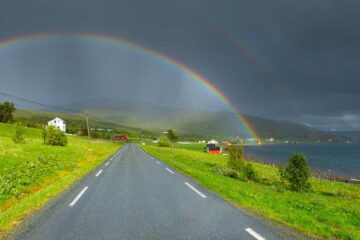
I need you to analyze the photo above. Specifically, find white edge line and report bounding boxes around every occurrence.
[245,228,266,240]
[184,182,207,198]
[166,168,175,174]
[156,161,161,165]
[95,169,103,177]
[69,186,88,207]
[105,162,109,166]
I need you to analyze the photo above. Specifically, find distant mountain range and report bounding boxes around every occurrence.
[62,99,351,141]
[331,131,360,142]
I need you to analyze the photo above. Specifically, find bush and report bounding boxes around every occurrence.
[43,125,68,146]
[158,136,171,147]
[243,163,257,182]
[0,101,16,123]
[222,168,239,178]
[211,166,239,178]
[12,123,26,144]
[228,145,245,171]
[282,153,311,192]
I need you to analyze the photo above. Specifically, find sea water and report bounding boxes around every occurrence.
[244,144,360,179]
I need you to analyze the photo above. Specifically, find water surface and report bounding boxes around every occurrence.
[244,144,360,179]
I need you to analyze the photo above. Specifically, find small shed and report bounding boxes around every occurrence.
[206,143,222,154]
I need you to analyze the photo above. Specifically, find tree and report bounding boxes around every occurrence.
[0,101,16,123]
[12,123,26,144]
[167,129,179,143]
[43,125,68,146]
[283,153,311,192]
[243,163,257,182]
[158,136,171,147]
[228,145,245,171]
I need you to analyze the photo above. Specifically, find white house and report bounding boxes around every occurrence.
[207,139,219,144]
[48,117,66,132]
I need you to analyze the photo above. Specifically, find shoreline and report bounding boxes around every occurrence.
[244,152,360,185]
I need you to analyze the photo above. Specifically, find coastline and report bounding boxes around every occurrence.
[244,152,360,185]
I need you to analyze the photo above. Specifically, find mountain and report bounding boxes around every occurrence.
[331,131,360,142]
[64,99,348,141]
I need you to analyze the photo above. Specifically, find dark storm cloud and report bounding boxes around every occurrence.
[0,0,359,130]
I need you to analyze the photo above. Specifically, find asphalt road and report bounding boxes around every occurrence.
[12,144,302,240]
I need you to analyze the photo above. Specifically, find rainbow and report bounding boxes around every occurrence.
[0,33,260,141]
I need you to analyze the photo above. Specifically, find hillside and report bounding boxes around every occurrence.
[13,109,144,135]
[65,99,347,141]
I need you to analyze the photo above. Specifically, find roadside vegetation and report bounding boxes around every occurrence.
[0,123,120,238]
[141,144,360,239]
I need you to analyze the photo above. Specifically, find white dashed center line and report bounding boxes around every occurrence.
[184,182,207,198]
[245,228,266,240]
[69,186,88,207]
[166,168,175,174]
[150,157,154,159]
[156,161,161,165]
[95,169,103,177]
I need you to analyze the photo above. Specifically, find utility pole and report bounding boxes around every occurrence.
[85,109,91,141]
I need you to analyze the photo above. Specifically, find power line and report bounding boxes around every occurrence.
[0,92,78,113]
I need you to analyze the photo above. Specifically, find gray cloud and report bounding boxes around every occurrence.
[0,0,359,130]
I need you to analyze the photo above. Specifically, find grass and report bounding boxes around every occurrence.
[141,145,360,240]
[0,123,120,238]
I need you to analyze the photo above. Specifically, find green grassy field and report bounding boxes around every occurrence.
[0,123,120,238]
[141,145,360,239]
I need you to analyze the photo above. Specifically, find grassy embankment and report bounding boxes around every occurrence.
[141,145,360,239]
[0,123,120,238]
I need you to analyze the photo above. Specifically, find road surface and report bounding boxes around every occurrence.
[12,144,303,240]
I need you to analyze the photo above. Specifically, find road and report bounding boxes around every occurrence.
[12,144,302,240]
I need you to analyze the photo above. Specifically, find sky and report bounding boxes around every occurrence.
[0,0,359,131]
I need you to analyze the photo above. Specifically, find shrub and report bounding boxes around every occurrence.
[0,101,16,123]
[158,136,171,147]
[222,168,239,178]
[228,145,245,171]
[211,167,239,178]
[43,125,68,146]
[283,153,311,192]
[243,163,257,182]
[12,123,26,144]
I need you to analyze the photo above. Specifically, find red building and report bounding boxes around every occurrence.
[114,136,128,142]
[206,144,222,154]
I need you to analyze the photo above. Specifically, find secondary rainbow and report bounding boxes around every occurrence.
[0,33,260,140]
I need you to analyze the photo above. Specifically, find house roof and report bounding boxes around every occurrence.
[48,117,65,124]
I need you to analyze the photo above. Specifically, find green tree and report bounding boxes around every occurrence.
[0,101,16,123]
[167,129,179,143]
[43,125,68,146]
[12,123,26,144]
[243,163,257,182]
[158,136,171,147]
[228,145,245,171]
[283,153,311,192]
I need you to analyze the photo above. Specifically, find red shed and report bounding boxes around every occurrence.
[206,144,222,154]
[114,136,128,142]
